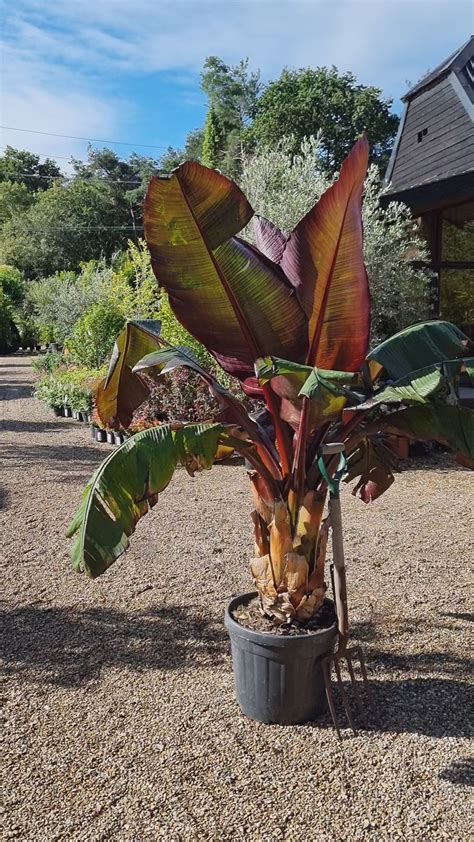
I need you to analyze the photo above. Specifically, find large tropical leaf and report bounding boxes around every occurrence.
[344,438,398,503]
[144,163,307,391]
[95,319,164,429]
[278,136,370,371]
[253,216,287,263]
[381,405,474,465]
[367,321,472,382]
[67,423,224,578]
[256,356,360,430]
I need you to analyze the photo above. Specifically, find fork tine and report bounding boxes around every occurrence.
[333,657,357,735]
[322,657,342,740]
[345,651,367,725]
[354,645,372,702]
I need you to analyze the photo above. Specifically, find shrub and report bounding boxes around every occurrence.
[32,350,65,374]
[34,366,105,411]
[0,289,20,353]
[67,303,125,369]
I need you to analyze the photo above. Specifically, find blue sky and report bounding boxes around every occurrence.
[1,0,472,167]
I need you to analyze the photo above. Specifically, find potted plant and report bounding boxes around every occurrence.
[68,139,473,725]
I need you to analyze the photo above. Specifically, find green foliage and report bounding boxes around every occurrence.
[159,129,204,172]
[67,302,125,369]
[0,264,24,307]
[201,56,261,176]
[32,350,65,374]
[0,180,34,224]
[0,180,128,278]
[248,67,399,173]
[201,107,225,168]
[0,288,20,353]
[0,146,62,192]
[240,137,431,343]
[35,365,104,411]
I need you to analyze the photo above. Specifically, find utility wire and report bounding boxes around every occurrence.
[0,125,170,150]
[0,171,168,184]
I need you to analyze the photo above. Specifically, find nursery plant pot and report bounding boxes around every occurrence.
[91,424,98,440]
[52,406,62,417]
[63,406,72,418]
[72,410,79,420]
[114,432,124,445]
[95,429,106,443]
[225,593,338,725]
[106,431,115,444]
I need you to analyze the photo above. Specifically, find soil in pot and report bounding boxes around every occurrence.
[232,595,336,636]
[225,593,337,725]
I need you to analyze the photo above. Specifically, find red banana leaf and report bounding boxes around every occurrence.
[144,163,307,393]
[279,135,370,371]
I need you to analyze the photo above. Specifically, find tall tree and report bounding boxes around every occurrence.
[201,56,261,175]
[0,179,130,278]
[201,106,225,168]
[248,67,399,173]
[0,146,62,191]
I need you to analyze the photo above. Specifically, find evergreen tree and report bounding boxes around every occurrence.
[201,107,224,168]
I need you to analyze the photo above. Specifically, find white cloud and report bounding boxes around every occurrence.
[1,0,472,161]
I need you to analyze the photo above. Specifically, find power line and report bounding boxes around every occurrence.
[0,125,170,150]
[1,171,168,184]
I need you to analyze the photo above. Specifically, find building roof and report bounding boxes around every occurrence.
[383,37,474,211]
[402,36,474,101]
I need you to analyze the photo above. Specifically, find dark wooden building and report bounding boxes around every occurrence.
[383,36,474,337]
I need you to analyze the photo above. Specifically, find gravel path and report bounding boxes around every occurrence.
[1,355,472,841]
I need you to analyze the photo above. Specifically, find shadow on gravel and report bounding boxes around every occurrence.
[439,757,474,786]
[1,604,228,687]
[0,443,103,469]
[314,676,472,738]
[0,484,10,510]
[0,420,67,433]
[0,382,33,400]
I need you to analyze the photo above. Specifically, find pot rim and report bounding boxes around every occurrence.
[225,591,337,647]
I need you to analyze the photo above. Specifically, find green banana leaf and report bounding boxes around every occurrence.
[95,319,164,429]
[67,423,223,578]
[256,356,360,430]
[367,321,471,382]
[381,405,474,465]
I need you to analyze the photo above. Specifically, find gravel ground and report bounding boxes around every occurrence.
[1,355,473,842]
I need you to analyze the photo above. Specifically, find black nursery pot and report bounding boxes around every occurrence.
[114,432,124,445]
[63,406,72,418]
[225,593,337,725]
[52,406,62,417]
[95,429,106,442]
[106,431,115,444]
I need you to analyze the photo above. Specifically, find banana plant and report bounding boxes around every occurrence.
[68,137,473,625]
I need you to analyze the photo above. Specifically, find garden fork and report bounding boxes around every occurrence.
[318,444,371,738]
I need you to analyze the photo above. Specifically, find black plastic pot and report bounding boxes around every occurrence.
[114,432,124,445]
[95,429,106,442]
[63,406,72,418]
[91,424,97,440]
[106,431,115,444]
[52,406,62,417]
[72,410,79,420]
[225,592,337,725]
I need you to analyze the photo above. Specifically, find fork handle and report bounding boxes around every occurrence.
[329,495,349,645]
